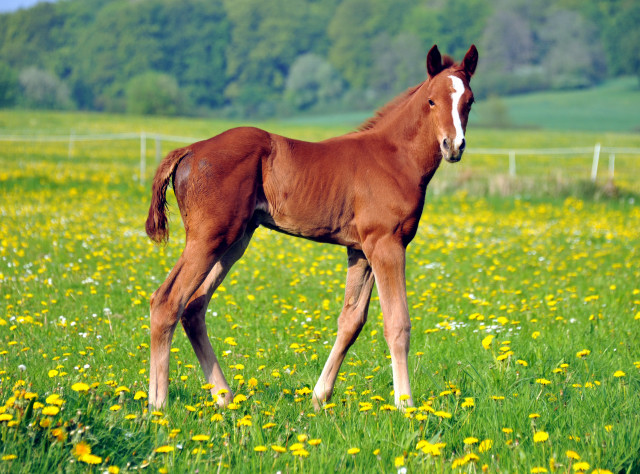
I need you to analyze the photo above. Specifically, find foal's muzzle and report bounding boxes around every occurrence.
[441,137,465,163]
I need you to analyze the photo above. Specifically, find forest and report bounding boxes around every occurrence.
[0,0,638,117]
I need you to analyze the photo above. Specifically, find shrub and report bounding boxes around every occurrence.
[125,72,185,116]
[18,67,74,109]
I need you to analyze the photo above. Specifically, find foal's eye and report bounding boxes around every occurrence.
[428,99,435,107]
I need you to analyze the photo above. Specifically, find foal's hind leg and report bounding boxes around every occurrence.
[180,227,255,407]
[149,235,232,408]
[312,248,374,409]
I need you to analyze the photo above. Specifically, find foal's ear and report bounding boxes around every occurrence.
[426,45,442,79]
[462,44,478,78]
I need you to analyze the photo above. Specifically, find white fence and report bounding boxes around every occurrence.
[467,144,640,183]
[1,132,639,186]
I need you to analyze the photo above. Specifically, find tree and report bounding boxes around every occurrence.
[0,61,18,107]
[480,8,534,73]
[126,71,184,116]
[18,67,73,109]
[539,10,607,88]
[370,33,425,99]
[284,54,344,110]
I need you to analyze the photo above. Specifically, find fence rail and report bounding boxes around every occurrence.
[1,132,639,186]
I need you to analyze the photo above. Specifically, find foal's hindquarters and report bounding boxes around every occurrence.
[147,128,270,408]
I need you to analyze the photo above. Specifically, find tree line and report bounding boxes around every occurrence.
[0,0,637,117]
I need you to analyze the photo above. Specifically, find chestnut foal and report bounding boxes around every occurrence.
[146,45,478,409]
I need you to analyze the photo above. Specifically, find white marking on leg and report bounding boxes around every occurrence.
[449,75,465,149]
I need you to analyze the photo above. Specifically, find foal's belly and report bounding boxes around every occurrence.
[252,203,361,248]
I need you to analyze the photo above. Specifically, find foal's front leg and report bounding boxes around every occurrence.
[365,236,414,408]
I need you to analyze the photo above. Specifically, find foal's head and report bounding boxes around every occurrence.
[423,45,478,163]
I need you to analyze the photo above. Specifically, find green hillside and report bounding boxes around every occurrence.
[472,77,640,132]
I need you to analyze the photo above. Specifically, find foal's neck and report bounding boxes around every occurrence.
[367,95,443,179]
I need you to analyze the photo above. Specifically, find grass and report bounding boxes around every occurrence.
[1,110,640,473]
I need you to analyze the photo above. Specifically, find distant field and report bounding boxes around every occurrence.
[471,77,640,132]
[2,109,639,197]
[1,110,639,472]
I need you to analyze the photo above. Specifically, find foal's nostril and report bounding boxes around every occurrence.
[460,138,466,151]
[442,138,450,151]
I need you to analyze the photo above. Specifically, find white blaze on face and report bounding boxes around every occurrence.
[449,75,465,149]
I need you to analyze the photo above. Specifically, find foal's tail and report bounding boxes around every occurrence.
[145,147,190,243]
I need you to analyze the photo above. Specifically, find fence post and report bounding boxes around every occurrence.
[609,153,615,180]
[68,130,74,159]
[140,132,146,186]
[591,143,600,182]
[155,135,162,163]
[509,150,516,177]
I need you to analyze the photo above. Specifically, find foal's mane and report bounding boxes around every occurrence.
[357,55,456,132]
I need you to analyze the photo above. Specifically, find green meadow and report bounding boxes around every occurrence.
[1,110,639,473]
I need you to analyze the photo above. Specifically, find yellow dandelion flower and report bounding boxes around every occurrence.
[45,394,62,405]
[0,414,13,422]
[271,445,286,453]
[478,439,493,453]
[292,449,309,457]
[211,413,223,422]
[464,437,479,445]
[394,456,405,467]
[134,391,147,400]
[262,422,276,429]
[109,404,121,411]
[289,443,304,451]
[42,406,59,416]
[108,466,120,474]
[533,431,549,443]
[566,450,580,460]
[613,370,625,377]
[233,394,247,404]
[80,454,102,465]
[1,455,17,461]
[191,434,210,441]
[535,378,552,385]
[531,468,548,473]
[71,382,90,392]
[155,445,175,453]
[308,439,321,446]
[572,462,590,471]
[576,349,591,358]
[254,446,267,452]
[73,441,92,458]
[237,418,252,427]
[481,335,494,350]
[347,447,360,455]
